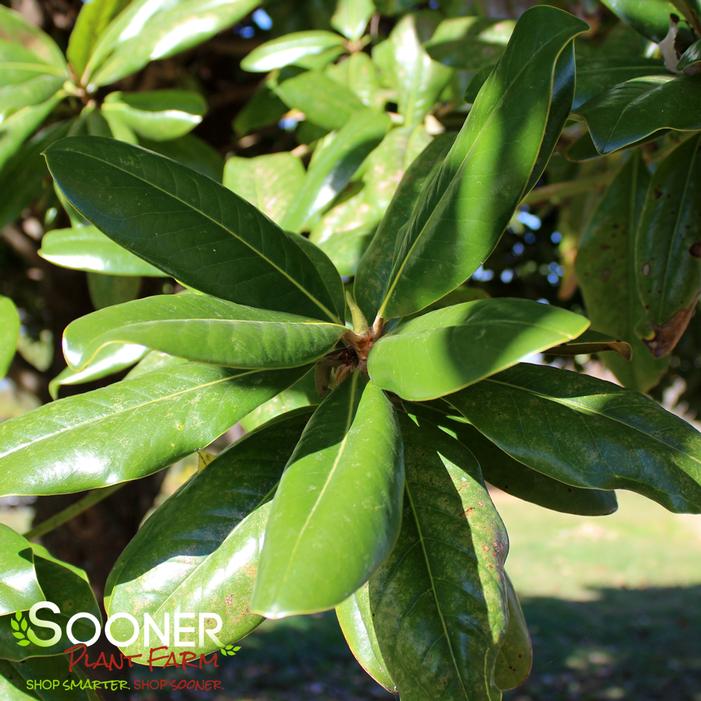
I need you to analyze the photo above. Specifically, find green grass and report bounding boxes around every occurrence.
[128,490,701,700]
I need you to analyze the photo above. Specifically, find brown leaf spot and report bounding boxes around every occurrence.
[645,303,698,357]
[689,242,701,258]
[641,262,651,276]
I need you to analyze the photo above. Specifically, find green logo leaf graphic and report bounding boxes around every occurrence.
[219,644,241,657]
[10,612,32,647]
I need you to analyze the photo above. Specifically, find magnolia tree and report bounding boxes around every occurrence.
[1,0,701,698]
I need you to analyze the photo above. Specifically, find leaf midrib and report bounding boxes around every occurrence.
[271,373,360,601]
[58,148,340,323]
[0,370,255,459]
[378,23,579,318]
[484,376,701,470]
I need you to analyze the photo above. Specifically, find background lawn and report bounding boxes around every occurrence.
[122,490,701,700]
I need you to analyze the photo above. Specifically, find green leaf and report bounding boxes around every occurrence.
[63,293,346,370]
[424,16,515,70]
[448,363,701,514]
[242,31,346,72]
[331,0,373,41]
[0,525,43,616]
[0,119,70,228]
[635,134,701,357]
[365,417,509,700]
[0,296,20,379]
[233,82,287,136]
[67,0,130,77]
[85,0,259,88]
[678,38,701,72]
[281,111,391,232]
[105,411,311,660]
[574,24,667,110]
[253,375,404,617]
[101,90,206,141]
[384,12,453,125]
[600,0,680,42]
[576,76,701,155]
[223,152,305,225]
[40,225,168,277]
[0,363,304,496]
[576,154,669,390]
[0,6,65,66]
[45,137,345,322]
[273,69,365,131]
[240,368,319,432]
[143,133,223,181]
[336,584,397,693]
[311,126,431,246]
[87,273,140,310]
[375,6,588,319]
[453,421,618,516]
[0,92,63,171]
[495,575,532,691]
[0,656,100,699]
[49,345,148,400]
[368,298,589,401]
[355,134,454,321]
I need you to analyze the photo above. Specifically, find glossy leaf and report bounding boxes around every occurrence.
[355,134,454,321]
[67,0,129,77]
[273,70,365,131]
[0,93,63,171]
[678,38,701,72]
[40,226,167,277]
[0,6,65,66]
[101,90,206,141]
[63,293,345,370]
[0,296,20,378]
[0,534,101,660]
[384,12,452,125]
[86,0,259,87]
[574,24,667,110]
[368,298,589,401]
[242,31,346,72]
[87,273,140,310]
[281,111,391,232]
[45,137,345,322]
[576,155,669,390]
[635,135,701,357]
[0,120,71,228]
[600,0,680,42]
[366,418,509,700]
[253,375,404,617]
[454,421,618,516]
[49,345,148,399]
[375,6,588,319]
[336,584,397,693]
[577,76,701,155]
[143,133,224,181]
[0,525,43,616]
[449,363,701,514]
[223,152,305,225]
[331,0,373,41]
[425,16,514,70]
[0,657,99,700]
[105,411,310,660]
[240,368,319,432]
[495,575,532,691]
[0,363,304,496]
[311,126,431,245]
